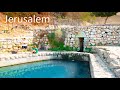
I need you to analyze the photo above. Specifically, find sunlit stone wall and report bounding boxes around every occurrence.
[33,24,120,49]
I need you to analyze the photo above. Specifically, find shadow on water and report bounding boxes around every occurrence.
[0,58,91,78]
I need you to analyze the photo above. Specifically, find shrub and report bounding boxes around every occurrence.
[47,33,77,51]
[85,47,92,53]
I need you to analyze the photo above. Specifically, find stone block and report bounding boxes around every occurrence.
[102,32,105,34]
[107,38,111,40]
[109,61,120,69]
[0,58,5,61]
[14,56,19,59]
[111,38,116,41]
[107,41,112,43]
[114,69,120,77]
[4,57,9,60]
[91,43,96,46]
[108,32,112,35]
[10,56,15,60]
[91,32,95,35]
[83,56,89,61]
[85,33,89,36]
[71,38,74,41]
[104,29,110,32]
[90,35,95,37]
[113,41,119,44]
[97,30,101,33]
[102,42,106,45]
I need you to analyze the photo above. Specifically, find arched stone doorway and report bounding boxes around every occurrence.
[76,31,86,52]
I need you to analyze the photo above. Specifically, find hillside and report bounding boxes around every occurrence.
[94,15,120,25]
[0,12,52,38]
[0,12,120,38]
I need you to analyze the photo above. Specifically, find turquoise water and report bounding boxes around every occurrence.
[0,60,91,78]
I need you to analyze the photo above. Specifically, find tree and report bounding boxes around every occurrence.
[52,12,66,19]
[92,12,117,24]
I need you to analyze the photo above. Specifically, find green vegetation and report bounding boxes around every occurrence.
[84,43,96,53]
[47,33,77,51]
[52,12,65,19]
[85,47,92,53]
[53,12,118,24]
[27,43,39,51]
[91,12,117,24]
[79,12,96,23]
[54,12,96,23]
[28,43,39,48]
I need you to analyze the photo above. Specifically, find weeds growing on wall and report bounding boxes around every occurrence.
[47,33,77,51]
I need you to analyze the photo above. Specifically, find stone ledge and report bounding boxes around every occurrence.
[89,54,115,78]
[0,51,90,67]
[94,46,120,77]
[0,51,115,78]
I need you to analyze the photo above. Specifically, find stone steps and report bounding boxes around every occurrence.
[94,46,120,77]
[89,54,115,78]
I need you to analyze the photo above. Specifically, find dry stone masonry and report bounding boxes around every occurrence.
[34,24,120,49]
[1,24,120,50]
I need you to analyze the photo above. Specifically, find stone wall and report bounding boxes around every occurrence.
[0,52,90,67]
[33,24,120,49]
[1,25,116,50]
[81,25,120,46]
[63,25,120,48]
[1,24,120,50]
[0,36,33,50]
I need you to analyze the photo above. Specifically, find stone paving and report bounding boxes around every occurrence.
[0,51,88,67]
[90,54,115,78]
[0,51,116,78]
[94,46,120,78]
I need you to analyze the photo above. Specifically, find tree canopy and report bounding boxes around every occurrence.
[91,12,118,24]
[92,12,117,17]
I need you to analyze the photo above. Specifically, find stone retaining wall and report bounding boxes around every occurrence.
[0,52,90,67]
[81,25,120,46]
[1,24,120,50]
[0,30,34,49]
[33,24,120,49]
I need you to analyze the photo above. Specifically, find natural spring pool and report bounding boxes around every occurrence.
[0,59,91,78]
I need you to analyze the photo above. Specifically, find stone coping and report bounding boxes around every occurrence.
[89,54,115,78]
[93,46,120,78]
[0,51,90,67]
[0,51,115,78]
